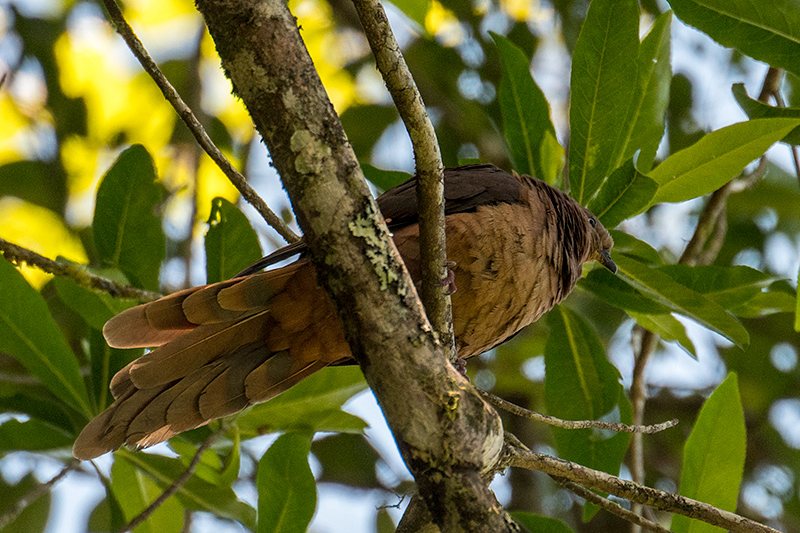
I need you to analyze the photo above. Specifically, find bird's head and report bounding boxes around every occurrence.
[582,208,616,274]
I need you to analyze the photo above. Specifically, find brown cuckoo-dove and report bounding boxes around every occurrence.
[72,164,616,459]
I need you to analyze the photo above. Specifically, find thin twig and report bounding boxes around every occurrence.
[99,0,299,244]
[0,460,78,530]
[506,445,780,533]
[555,477,673,533]
[119,432,220,532]
[0,237,160,301]
[351,0,454,363]
[479,388,677,434]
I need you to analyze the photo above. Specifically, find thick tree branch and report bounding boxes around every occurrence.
[351,0,454,362]
[0,237,160,301]
[100,0,299,244]
[507,446,780,533]
[193,1,508,530]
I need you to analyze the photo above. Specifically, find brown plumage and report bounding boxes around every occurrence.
[73,164,615,460]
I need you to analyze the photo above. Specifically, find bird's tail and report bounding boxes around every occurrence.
[72,260,351,460]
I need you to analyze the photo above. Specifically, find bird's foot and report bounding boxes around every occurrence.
[454,356,468,378]
[440,261,457,295]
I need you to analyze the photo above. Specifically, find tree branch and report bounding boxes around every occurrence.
[99,0,299,244]
[192,0,509,529]
[555,478,672,533]
[507,445,781,533]
[351,0,454,362]
[0,237,160,301]
[479,388,677,434]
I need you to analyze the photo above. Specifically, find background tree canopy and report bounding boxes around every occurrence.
[1,0,800,532]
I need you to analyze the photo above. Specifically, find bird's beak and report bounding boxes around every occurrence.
[599,249,617,274]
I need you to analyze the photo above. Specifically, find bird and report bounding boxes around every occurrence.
[72,164,616,460]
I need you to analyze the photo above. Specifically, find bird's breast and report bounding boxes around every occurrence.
[393,202,565,359]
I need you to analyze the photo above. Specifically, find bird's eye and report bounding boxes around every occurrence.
[589,217,597,228]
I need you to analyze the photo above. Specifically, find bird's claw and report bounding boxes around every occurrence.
[454,356,469,378]
[440,261,457,295]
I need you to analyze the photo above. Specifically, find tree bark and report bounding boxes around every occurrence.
[193,0,510,530]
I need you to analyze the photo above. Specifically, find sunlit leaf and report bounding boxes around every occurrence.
[205,197,263,283]
[613,254,749,348]
[387,0,427,28]
[0,260,92,418]
[650,118,800,206]
[568,0,639,203]
[545,306,631,475]
[492,32,560,184]
[257,432,316,533]
[588,159,657,228]
[93,145,165,291]
[671,373,746,533]
[668,0,800,78]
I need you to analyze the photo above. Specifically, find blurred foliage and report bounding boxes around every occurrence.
[0,0,799,532]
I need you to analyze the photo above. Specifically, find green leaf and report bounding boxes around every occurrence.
[671,373,746,533]
[492,32,560,184]
[0,474,52,533]
[729,289,796,318]
[511,511,574,532]
[205,197,263,283]
[51,276,136,330]
[0,418,73,451]
[614,254,749,348]
[579,268,672,315]
[568,0,640,204]
[796,267,800,332]
[732,83,800,144]
[668,0,800,79]
[119,449,257,530]
[93,145,166,291]
[89,329,140,411]
[588,159,658,228]
[312,433,381,487]
[608,230,663,265]
[387,0,427,28]
[621,13,672,173]
[627,312,697,358]
[257,432,317,533]
[0,260,92,417]
[545,306,631,474]
[112,454,185,533]
[659,265,775,310]
[236,366,368,437]
[650,118,800,205]
[362,164,412,192]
